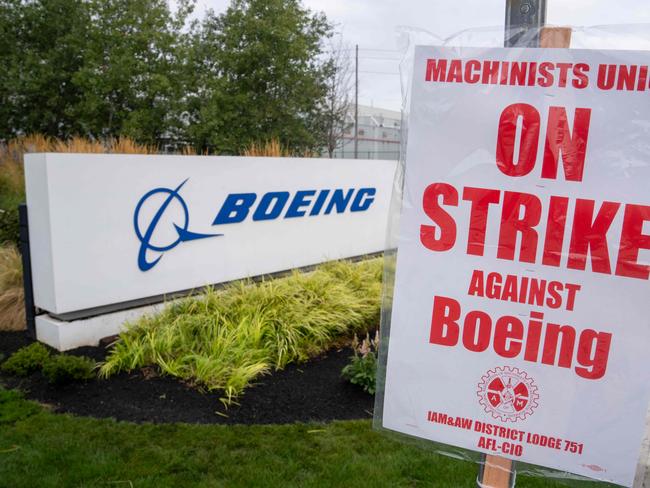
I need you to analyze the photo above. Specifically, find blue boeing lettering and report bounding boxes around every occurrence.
[351,188,376,212]
[135,183,378,271]
[253,192,290,221]
[213,193,257,225]
[212,187,377,226]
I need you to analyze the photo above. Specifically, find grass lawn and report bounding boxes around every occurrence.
[0,387,568,487]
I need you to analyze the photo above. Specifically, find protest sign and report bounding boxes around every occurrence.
[381,46,650,486]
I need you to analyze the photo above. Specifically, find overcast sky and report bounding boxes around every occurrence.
[184,0,650,110]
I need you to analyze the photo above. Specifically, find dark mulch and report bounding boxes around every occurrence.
[0,331,374,425]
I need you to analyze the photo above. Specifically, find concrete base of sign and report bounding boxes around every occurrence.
[36,302,167,351]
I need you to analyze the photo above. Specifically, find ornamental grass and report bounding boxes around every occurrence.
[0,245,24,331]
[243,139,291,157]
[243,138,315,158]
[100,258,383,405]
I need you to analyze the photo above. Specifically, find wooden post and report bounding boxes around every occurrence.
[479,455,515,487]
[477,19,572,488]
[540,26,572,48]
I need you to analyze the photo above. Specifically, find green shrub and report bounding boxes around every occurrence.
[42,354,96,384]
[101,258,383,404]
[1,343,96,384]
[1,343,50,376]
[342,332,379,395]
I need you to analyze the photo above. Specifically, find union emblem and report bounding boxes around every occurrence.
[477,366,539,422]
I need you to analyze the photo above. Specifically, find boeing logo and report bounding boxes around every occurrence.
[134,179,222,271]
[134,180,377,272]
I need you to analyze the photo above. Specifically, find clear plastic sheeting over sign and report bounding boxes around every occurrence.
[375,40,650,487]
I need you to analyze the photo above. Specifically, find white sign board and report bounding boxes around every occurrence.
[382,46,650,486]
[25,154,396,315]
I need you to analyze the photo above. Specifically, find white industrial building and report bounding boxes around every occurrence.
[332,104,401,160]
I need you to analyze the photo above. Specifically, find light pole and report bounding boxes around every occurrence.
[354,44,359,159]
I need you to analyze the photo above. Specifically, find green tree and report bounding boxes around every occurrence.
[187,0,333,154]
[72,0,193,144]
[0,0,193,144]
[0,0,90,139]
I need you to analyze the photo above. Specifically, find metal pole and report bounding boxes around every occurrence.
[18,204,36,339]
[504,0,547,48]
[354,44,359,159]
[477,2,548,487]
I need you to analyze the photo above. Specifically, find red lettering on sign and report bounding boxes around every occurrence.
[541,107,591,182]
[567,200,620,274]
[463,187,500,256]
[429,297,612,379]
[421,183,458,252]
[615,204,650,280]
[497,191,542,263]
[496,103,540,177]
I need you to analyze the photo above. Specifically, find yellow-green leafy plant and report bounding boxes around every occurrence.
[100,259,383,405]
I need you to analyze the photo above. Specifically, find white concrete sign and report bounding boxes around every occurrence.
[25,154,396,316]
[381,46,650,486]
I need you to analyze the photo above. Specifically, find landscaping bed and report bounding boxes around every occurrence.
[0,258,382,424]
[0,331,373,425]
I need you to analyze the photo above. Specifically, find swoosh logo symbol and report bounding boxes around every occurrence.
[134,179,222,271]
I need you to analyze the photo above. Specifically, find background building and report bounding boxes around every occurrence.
[332,105,401,160]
